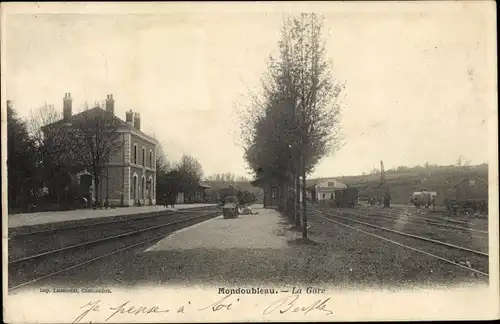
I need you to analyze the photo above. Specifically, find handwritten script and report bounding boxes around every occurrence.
[73,294,333,323]
[262,294,334,316]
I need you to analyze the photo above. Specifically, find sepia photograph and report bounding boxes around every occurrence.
[2,1,498,322]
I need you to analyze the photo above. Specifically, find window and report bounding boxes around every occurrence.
[149,150,153,167]
[142,148,146,166]
[133,144,137,164]
[271,188,277,198]
[322,193,326,199]
[327,182,335,187]
[330,193,334,200]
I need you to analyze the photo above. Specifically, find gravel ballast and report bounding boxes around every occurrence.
[22,206,487,292]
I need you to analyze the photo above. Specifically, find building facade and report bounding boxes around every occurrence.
[300,178,347,203]
[453,177,488,203]
[252,177,347,208]
[250,178,280,208]
[42,93,157,207]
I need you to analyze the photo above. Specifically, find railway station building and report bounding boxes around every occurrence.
[42,93,158,207]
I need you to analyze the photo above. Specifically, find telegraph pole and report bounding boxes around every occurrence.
[380,160,385,185]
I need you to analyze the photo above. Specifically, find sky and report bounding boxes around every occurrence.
[3,2,496,179]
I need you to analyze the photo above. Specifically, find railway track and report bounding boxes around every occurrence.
[8,206,219,261]
[311,208,489,278]
[318,208,488,255]
[363,205,488,230]
[351,209,489,245]
[8,205,216,238]
[329,206,488,236]
[8,209,221,291]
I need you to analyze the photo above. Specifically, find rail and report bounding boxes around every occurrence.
[8,210,220,291]
[311,208,489,278]
[8,205,218,238]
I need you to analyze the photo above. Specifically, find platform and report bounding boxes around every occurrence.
[8,203,216,229]
[144,204,299,252]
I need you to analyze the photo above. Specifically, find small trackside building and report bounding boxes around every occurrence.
[301,178,347,203]
[250,178,281,209]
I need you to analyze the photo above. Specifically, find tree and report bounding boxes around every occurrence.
[27,103,61,148]
[26,103,72,203]
[239,13,345,239]
[176,155,204,198]
[7,101,39,208]
[46,108,122,207]
[178,155,204,182]
[156,154,204,203]
[155,141,171,173]
[457,155,471,170]
[279,14,344,239]
[154,142,172,203]
[75,109,120,206]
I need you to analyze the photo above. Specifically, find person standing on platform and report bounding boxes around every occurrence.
[170,192,176,208]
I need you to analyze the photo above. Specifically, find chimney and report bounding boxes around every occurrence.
[133,112,141,130]
[105,94,115,115]
[125,110,134,126]
[63,93,72,120]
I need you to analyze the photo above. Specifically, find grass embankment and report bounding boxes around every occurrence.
[334,164,488,205]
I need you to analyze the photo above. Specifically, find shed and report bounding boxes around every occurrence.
[192,183,211,202]
[250,177,281,208]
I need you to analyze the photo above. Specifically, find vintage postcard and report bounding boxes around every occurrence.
[2,1,499,322]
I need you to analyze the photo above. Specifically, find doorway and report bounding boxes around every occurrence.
[133,176,138,203]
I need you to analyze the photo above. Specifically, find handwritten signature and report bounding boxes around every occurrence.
[262,294,334,316]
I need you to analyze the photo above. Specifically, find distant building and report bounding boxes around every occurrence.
[452,177,488,202]
[172,183,211,204]
[251,176,347,208]
[300,178,348,203]
[41,93,157,206]
[194,183,211,202]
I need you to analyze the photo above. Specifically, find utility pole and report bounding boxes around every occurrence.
[380,160,385,185]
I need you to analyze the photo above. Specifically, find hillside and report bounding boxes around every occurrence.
[210,164,489,206]
[326,164,488,205]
